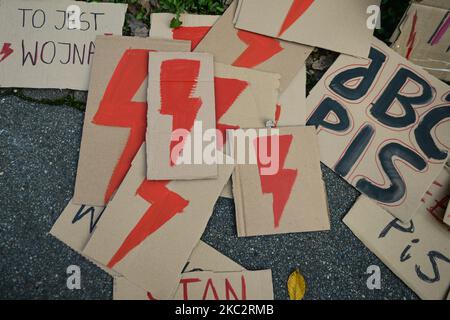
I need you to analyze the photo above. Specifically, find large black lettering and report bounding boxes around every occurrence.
[335,124,375,177]
[371,68,434,128]
[329,47,386,100]
[306,97,350,132]
[416,251,450,283]
[21,40,38,66]
[414,105,450,161]
[72,205,105,233]
[356,143,427,203]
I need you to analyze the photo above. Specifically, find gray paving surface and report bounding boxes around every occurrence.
[0,93,418,300]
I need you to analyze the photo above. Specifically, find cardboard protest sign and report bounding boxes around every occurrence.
[391,1,450,82]
[344,196,450,300]
[115,270,273,300]
[114,241,245,300]
[146,52,217,180]
[234,0,379,58]
[0,0,127,90]
[150,13,219,50]
[232,126,330,237]
[73,36,190,206]
[277,65,307,126]
[83,145,235,299]
[194,0,313,93]
[214,63,280,199]
[305,39,450,222]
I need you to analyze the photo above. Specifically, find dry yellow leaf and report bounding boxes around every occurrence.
[287,269,306,300]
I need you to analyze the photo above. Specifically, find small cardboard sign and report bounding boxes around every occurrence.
[194,0,312,93]
[344,196,450,300]
[73,36,190,206]
[83,145,234,299]
[149,13,219,50]
[0,0,127,90]
[232,126,330,237]
[234,0,379,58]
[391,1,450,82]
[420,166,450,225]
[146,52,217,180]
[115,270,273,300]
[305,39,450,222]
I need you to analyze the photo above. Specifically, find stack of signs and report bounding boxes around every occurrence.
[391,0,450,82]
[0,0,127,90]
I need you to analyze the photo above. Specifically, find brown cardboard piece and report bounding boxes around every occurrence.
[146,52,217,180]
[391,1,450,82]
[344,196,450,300]
[232,126,330,237]
[194,0,313,93]
[0,0,127,90]
[305,39,450,223]
[83,145,235,299]
[234,0,379,58]
[420,166,450,224]
[149,13,219,50]
[114,241,245,300]
[114,270,273,300]
[214,63,280,199]
[73,36,191,206]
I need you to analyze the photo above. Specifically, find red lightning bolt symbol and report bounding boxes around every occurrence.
[214,77,249,149]
[107,180,189,268]
[406,11,418,59]
[0,43,13,63]
[232,30,283,68]
[278,0,315,37]
[92,49,149,204]
[255,134,297,228]
[160,59,203,166]
[172,26,212,50]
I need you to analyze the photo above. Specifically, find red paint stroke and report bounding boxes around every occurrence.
[274,104,282,127]
[180,278,201,300]
[172,26,212,50]
[233,30,283,68]
[202,278,219,300]
[160,59,202,166]
[0,43,13,63]
[92,49,149,204]
[406,11,418,60]
[255,135,297,228]
[107,180,189,268]
[428,12,450,46]
[225,276,247,300]
[147,292,157,300]
[214,77,249,149]
[278,0,315,37]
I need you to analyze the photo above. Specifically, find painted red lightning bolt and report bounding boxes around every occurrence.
[406,11,418,60]
[214,77,249,149]
[107,180,189,268]
[232,30,283,68]
[255,134,297,228]
[278,0,315,37]
[92,49,149,204]
[0,43,13,63]
[172,26,212,50]
[160,59,203,166]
